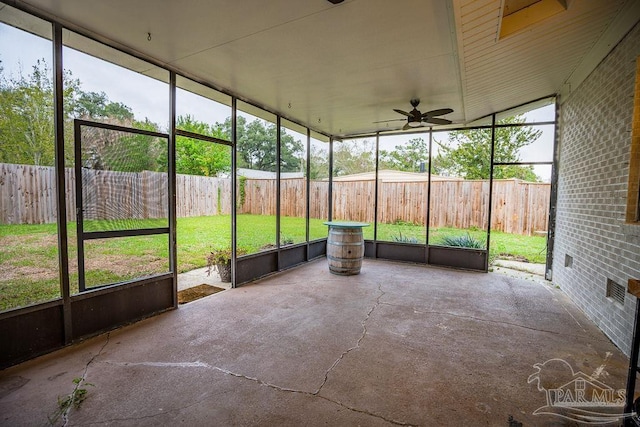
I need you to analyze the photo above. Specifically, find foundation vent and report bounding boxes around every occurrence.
[606,279,626,305]
[564,254,573,268]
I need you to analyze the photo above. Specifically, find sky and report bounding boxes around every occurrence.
[1,20,554,180]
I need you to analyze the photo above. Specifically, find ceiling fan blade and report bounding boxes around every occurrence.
[423,117,452,125]
[402,123,412,130]
[393,109,412,117]
[373,118,406,123]
[422,108,454,118]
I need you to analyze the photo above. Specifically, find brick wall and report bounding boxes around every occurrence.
[554,21,640,355]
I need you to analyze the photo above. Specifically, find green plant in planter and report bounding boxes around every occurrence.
[206,247,247,282]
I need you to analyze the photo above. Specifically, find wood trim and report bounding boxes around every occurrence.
[626,56,640,224]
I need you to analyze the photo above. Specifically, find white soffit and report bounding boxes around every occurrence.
[452,0,637,121]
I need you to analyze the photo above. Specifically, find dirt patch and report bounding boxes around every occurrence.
[2,254,167,284]
[178,263,198,273]
[82,254,167,276]
[0,233,58,248]
[178,284,225,304]
[2,265,58,282]
[1,233,61,282]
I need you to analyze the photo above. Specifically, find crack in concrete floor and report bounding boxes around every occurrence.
[91,283,412,426]
[62,333,111,426]
[73,390,221,426]
[314,282,386,394]
[57,277,603,426]
[378,301,604,342]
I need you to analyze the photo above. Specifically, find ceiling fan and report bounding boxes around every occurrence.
[376,99,453,130]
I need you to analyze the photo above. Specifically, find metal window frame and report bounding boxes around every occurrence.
[169,71,177,305]
[175,129,233,147]
[174,124,234,286]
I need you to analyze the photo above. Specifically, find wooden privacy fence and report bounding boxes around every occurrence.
[0,163,230,224]
[0,163,550,235]
[378,179,550,235]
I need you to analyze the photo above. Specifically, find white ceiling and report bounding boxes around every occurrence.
[6,0,640,137]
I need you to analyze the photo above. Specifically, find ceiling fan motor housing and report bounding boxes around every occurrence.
[409,109,422,126]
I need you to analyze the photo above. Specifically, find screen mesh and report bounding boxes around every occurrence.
[80,125,169,232]
[82,234,170,289]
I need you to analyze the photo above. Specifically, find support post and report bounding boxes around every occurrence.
[545,98,561,280]
[485,114,496,272]
[425,129,433,260]
[328,138,334,222]
[231,98,237,288]
[53,22,72,342]
[373,133,380,250]
[169,71,177,308]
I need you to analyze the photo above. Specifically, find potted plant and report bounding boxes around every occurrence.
[206,247,246,282]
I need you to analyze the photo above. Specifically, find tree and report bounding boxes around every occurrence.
[308,143,329,180]
[434,115,542,181]
[75,90,134,121]
[221,116,304,173]
[0,59,157,169]
[91,118,166,172]
[174,115,231,176]
[0,60,58,166]
[333,139,376,176]
[72,89,156,172]
[279,127,305,173]
[0,60,91,167]
[379,138,428,172]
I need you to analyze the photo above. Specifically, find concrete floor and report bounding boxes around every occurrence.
[0,259,635,426]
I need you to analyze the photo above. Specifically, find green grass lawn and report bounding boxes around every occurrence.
[0,215,546,312]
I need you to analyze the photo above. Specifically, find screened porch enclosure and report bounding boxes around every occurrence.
[0,2,558,369]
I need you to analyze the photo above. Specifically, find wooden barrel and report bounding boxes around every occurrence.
[326,227,364,275]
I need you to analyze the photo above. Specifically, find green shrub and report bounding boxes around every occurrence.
[238,175,247,207]
[392,219,418,226]
[440,233,485,249]
[280,234,294,245]
[391,232,419,244]
[216,187,222,215]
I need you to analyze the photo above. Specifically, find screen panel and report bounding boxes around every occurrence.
[78,124,169,233]
[332,137,376,240]
[429,129,489,249]
[81,235,170,290]
[377,133,429,244]
[74,122,170,293]
[280,119,307,245]
[236,101,277,254]
[0,8,60,312]
[309,132,330,241]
